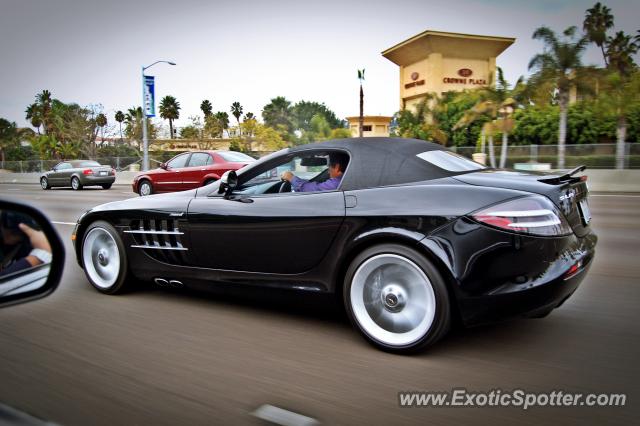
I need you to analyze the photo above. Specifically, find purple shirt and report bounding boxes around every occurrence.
[291,175,342,192]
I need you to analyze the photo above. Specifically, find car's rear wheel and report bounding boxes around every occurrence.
[343,244,451,353]
[40,177,50,190]
[101,183,112,190]
[71,176,82,190]
[81,221,129,294]
[138,180,152,196]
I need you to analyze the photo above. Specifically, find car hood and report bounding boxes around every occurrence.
[83,188,197,216]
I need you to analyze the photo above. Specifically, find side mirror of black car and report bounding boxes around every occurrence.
[0,200,64,308]
[218,170,238,197]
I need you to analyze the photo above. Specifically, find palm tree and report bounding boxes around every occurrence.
[96,113,107,146]
[243,112,255,121]
[395,93,448,145]
[230,102,243,136]
[529,26,589,169]
[115,110,125,142]
[583,2,614,66]
[200,100,213,117]
[606,31,639,77]
[455,68,523,168]
[357,69,365,137]
[261,97,293,132]
[25,103,43,134]
[159,95,181,139]
[597,71,640,169]
[35,90,53,135]
[213,111,229,137]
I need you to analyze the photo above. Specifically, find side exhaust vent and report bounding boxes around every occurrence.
[125,219,189,265]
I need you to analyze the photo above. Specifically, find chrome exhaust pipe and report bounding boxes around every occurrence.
[169,280,184,288]
[154,278,169,287]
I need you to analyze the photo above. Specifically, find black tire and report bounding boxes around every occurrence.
[80,220,130,294]
[343,244,451,353]
[71,176,83,190]
[138,180,153,196]
[101,183,112,190]
[40,177,51,190]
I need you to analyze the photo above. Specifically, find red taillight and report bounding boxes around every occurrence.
[564,261,583,280]
[472,196,573,237]
[82,169,93,175]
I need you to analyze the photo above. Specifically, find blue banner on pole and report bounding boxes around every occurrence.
[144,75,155,117]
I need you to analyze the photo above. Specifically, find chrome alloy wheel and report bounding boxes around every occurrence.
[139,181,152,196]
[40,177,48,189]
[71,177,80,190]
[350,254,437,347]
[82,227,121,289]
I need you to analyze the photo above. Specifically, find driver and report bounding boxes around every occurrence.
[1,212,52,278]
[280,153,348,192]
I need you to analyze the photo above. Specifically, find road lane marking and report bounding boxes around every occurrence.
[251,405,319,426]
[52,221,77,226]
[590,194,640,198]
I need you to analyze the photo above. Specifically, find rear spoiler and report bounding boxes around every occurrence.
[537,165,587,185]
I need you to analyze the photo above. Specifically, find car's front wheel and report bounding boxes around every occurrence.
[81,221,130,294]
[343,244,451,353]
[40,177,50,190]
[138,180,153,196]
[71,176,82,190]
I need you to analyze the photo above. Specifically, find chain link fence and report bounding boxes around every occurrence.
[0,156,168,173]
[450,143,639,169]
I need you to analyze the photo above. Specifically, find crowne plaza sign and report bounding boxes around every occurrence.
[443,68,487,85]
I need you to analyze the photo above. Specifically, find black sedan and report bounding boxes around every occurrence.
[40,160,115,190]
[72,138,596,353]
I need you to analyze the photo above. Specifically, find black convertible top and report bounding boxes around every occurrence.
[288,137,453,191]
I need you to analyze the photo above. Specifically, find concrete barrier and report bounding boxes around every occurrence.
[1,169,639,192]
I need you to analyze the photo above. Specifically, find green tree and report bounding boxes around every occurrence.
[583,2,614,66]
[262,96,294,135]
[200,100,213,117]
[115,110,125,142]
[230,102,243,135]
[395,93,448,145]
[159,95,180,139]
[529,26,589,168]
[597,71,640,168]
[243,112,255,121]
[0,118,20,163]
[36,89,53,135]
[291,101,342,131]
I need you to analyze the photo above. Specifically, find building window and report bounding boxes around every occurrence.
[363,125,372,132]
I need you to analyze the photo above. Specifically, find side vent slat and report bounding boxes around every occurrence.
[125,217,189,265]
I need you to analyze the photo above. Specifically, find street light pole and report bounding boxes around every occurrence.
[141,60,176,171]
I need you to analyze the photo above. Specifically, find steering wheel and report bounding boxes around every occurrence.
[279,180,291,193]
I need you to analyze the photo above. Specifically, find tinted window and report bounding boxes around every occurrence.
[416,150,485,172]
[167,154,189,169]
[218,151,255,162]
[80,161,101,167]
[188,153,211,167]
[57,163,72,170]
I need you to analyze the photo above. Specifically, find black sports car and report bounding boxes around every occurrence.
[72,138,596,353]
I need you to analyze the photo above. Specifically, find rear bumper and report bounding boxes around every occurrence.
[79,175,115,185]
[423,217,597,326]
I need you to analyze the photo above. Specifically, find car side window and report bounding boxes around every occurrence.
[188,153,211,167]
[167,154,189,169]
[58,163,71,170]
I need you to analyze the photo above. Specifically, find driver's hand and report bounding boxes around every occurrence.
[19,223,51,252]
[281,171,294,182]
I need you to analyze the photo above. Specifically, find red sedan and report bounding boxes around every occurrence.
[132,151,255,196]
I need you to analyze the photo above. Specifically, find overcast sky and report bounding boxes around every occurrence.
[1,0,639,132]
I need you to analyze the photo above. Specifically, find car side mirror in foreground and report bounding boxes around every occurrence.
[160,163,168,170]
[0,200,64,308]
[218,170,238,197]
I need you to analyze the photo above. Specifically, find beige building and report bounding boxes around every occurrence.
[346,116,393,138]
[382,30,515,111]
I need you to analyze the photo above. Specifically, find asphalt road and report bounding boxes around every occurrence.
[0,184,638,425]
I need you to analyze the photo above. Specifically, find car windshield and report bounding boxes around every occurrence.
[218,151,255,163]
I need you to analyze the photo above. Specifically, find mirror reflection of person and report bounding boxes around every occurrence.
[280,153,348,192]
[0,213,52,278]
